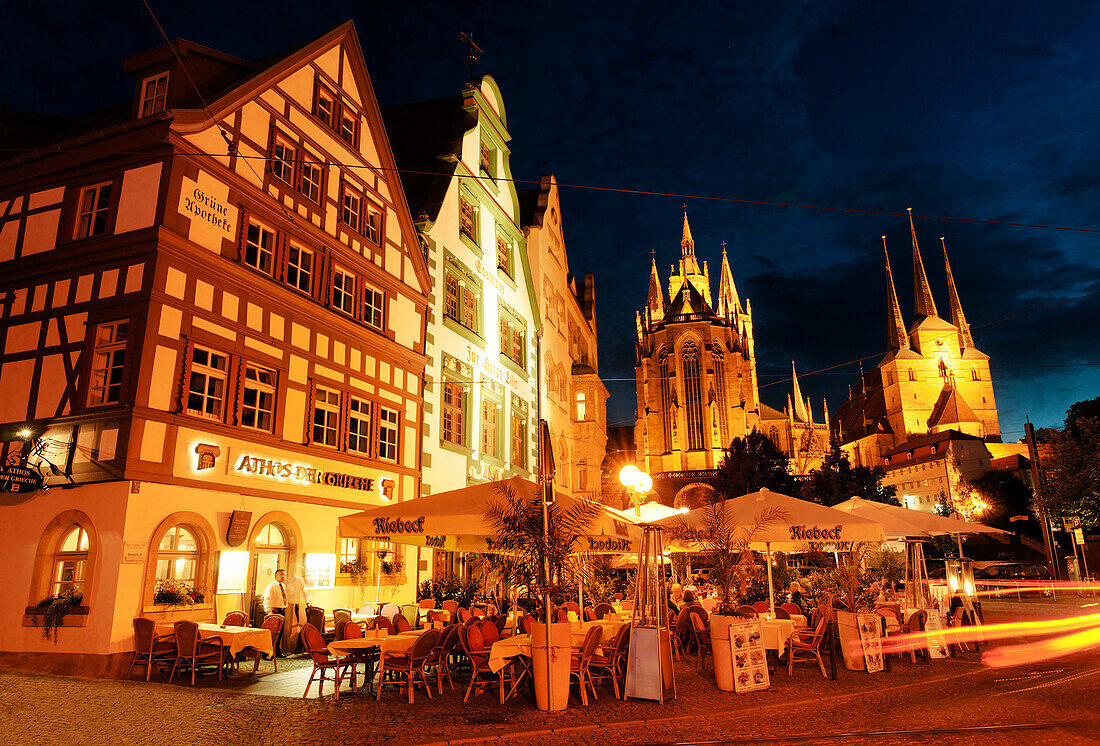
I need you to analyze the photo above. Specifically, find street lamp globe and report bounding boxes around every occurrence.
[635,472,653,494]
[618,464,641,489]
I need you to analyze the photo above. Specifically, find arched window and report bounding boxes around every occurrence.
[557,364,567,400]
[53,525,89,596]
[712,347,729,447]
[658,349,673,451]
[255,523,286,547]
[682,341,705,450]
[575,391,586,421]
[156,526,199,585]
[769,426,780,450]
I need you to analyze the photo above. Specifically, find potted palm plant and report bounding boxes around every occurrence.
[672,502,784,691]
[484,482,601,711]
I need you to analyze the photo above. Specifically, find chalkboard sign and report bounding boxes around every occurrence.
[226,510,252,547]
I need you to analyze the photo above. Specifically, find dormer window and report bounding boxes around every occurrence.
[139,72,169,117]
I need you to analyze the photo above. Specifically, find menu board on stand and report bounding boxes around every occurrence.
[729,619,769,693]
[856,613,884,673]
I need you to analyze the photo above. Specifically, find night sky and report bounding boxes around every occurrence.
[4,1,1098,440]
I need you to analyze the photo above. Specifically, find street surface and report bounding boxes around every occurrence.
[0,598,1097,745]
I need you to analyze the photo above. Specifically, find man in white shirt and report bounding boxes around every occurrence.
[261,569,289,655]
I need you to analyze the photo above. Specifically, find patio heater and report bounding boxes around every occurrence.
[903,540,932,610]
[944,557,982,623]
[624,524,676,703]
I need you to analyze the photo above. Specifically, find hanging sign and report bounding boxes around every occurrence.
[856,613,885,673]
[0,464,42,493]
[226,510,252,547]
[730,620,770,692]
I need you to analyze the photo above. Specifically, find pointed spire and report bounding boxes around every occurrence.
[681,205,694,254]
[679,208,701,275]
[647,251,664,321]
[908,208,939,318]
[941,237,975,349]
[822,397,830,427]
[883,236,910,351]
[717,240,742,318]
[791,361,809,422]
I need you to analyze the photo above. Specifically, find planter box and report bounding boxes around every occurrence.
[709,614,737,691]
[531,622,572,711]
[836,611,865,670]
[22,604,90,630]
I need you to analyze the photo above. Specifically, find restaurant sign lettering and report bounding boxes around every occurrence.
[372,516,426,535]
[787,524,844,542]
[587,537,631,552]
[0,464,42,493]
[233,454,374,492]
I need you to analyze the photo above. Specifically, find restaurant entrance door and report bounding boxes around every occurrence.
[249,522,290,625]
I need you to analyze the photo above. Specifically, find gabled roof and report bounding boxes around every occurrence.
[170,21,432,297]
[884,428,983,457]
[927,383,981,429]
[665,277,712,318]
[382,96,471,223]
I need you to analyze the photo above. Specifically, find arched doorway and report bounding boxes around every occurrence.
[247,515,300,628]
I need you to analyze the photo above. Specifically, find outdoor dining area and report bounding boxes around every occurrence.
[124,476,1010,709]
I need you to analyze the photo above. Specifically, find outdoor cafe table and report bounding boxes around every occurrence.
[154,622,273,658]
[759,618,797,652]
[488,621,621,675]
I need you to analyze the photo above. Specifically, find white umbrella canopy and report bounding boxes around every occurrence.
[831,497,1009,540]
[338,475,640,553]
[652,488,887,551]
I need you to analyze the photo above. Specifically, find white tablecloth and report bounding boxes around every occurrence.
[328,635,417,658]
[760,619,796,652]
[155,622,273,658]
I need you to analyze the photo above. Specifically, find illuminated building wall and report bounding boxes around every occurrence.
[520,176,608,501]
[0,23,429,673]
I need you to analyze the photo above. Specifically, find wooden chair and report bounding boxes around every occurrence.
[240,614,283,674]
[357,603,378,616]
[785,611,828,678]
[463,615,479,627]
[221,611,247,626]
[376,628,440,703]
[423,624,460,694]
[457,607,472,623]
[589,624,630,697]
[493,615,509,638]
[380,603,400,620]
[458,624,508,703]
[127,618,176,681]
[520,614,535,634]
[563,601,581,615]
[736,605,758,618]
[691,613,712,671]
[442,599,459,616]
[169,620,226,686]
[480,620,500,647]
[426,609,448,626]
[394,614,412,634]
[672,608,693,661]
[332,621,350,641]
[583,607,597,622]
[594,602,615,619]
[306,606,330,642]
[780,602,803,619]
[751,601,771,614]
[619,600,633,611]
[555,608,571,623]
[569,626,603,706]
[333,608,352,628]
[374,615,395,635]
[301,623,356,699]
[774,607,790,620]
[401,603,421,628]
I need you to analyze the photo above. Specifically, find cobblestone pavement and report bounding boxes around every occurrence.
[1,599,1098,745]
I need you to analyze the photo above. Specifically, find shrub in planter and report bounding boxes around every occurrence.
[153,579,205,606]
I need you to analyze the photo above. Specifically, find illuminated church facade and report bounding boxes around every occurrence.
[633,213,828,505]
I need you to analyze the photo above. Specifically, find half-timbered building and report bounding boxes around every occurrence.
[0,22,429,674]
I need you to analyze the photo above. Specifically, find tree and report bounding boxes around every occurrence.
[1041,399,1100,525]
[969,469,1036,533]
[800,440,899,507]
[714,429,798,498]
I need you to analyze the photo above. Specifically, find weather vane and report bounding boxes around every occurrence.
[458,32,483,81]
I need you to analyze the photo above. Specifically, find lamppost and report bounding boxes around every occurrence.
[618,464,653,517]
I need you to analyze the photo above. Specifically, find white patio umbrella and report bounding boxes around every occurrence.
[833,497,1008,609]
[338,475,641,554]
[652,489,887,614]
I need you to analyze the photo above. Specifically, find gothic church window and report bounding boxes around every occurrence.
[682,341,705,450]
[658,350,673,451]
[712,347,729,447]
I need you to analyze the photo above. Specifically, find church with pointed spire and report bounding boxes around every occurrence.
[833,211,1006,491]
[634,211,829,506]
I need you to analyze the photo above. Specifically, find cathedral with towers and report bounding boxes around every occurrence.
[633,212,829,505]
[834,210,1002,469]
